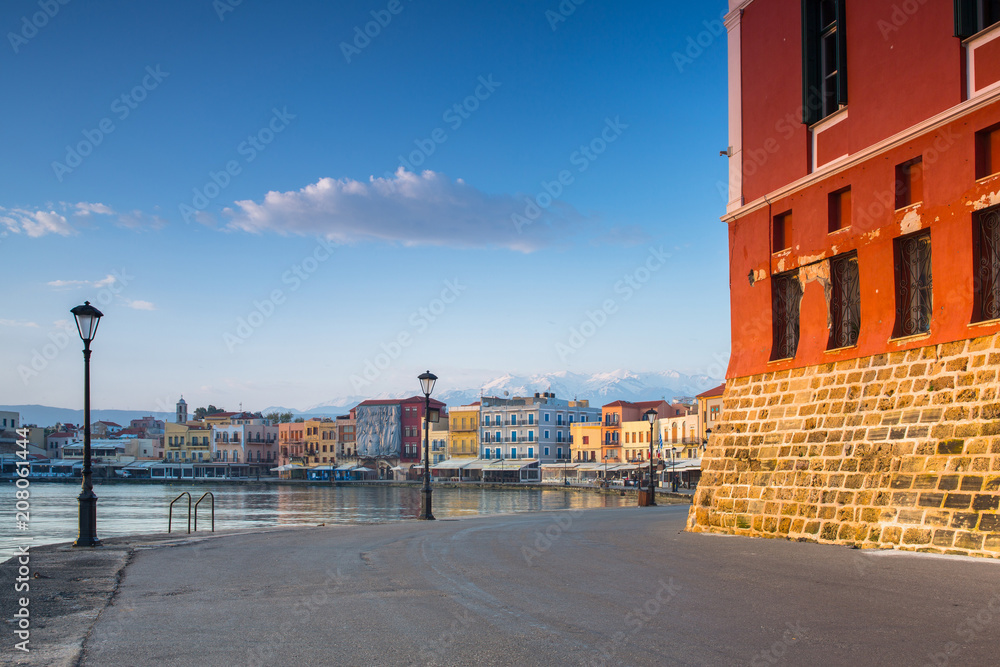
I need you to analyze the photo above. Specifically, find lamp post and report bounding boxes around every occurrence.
[603,452,610,487]
[643,409,658,507]
[71,301,103,547]
[418,370,437,520]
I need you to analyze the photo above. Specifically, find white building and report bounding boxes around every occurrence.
[479,393,599,463]
[212,423,278,463]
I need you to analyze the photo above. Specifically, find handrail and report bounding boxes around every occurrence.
[194,492,215,533]
[168,492,191,534]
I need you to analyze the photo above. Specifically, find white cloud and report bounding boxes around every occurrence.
[117,210,167,230]
[126,300,156,311]
[0,319,39,328]
[47,274,117,290]
[223,168,586,252]
[74,202,115,217]
[0,208,76,238]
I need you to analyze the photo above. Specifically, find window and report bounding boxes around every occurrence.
[582,436,589,445]
[511,430,517,442]
[895,157,923,209]
[528,447,534,458]
[955,0,1000,37]
[828,187,851,232]
[828,252,861,349]
[544,430,550,439]
[771,270,803,360]
[977,123,1000,180]
[511,415,517,426]
[528,430,534,442]
[528,414,534,425]
[484,449,491,460]
[773,211,793,253]
[544,447,550,456]
[511,448,517,459]
[557,447,563,458]
[544,413,550,422]
[893,231,932,337]
[484,415,490,426]
[495,431,501,443]
[973,205,1000,322]
[802,0,847,124]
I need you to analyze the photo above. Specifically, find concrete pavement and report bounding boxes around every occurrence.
[5,505,1000,666]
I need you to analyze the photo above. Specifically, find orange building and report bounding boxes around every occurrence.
[600,400,671,463]
[691,0,1000,557]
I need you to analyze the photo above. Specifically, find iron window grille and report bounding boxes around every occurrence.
[771,270,803,360]
[828,252,861,349]
[893,231,932,337]
[974,205,1000,322]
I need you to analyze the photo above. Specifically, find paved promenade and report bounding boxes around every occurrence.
[4,505,1000,666]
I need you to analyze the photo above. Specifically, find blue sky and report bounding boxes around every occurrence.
[1,0,731,412]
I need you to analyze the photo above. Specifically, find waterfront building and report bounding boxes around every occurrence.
[695,384,724,445]
[336,415,357,462]
[278,421,306,466]
[423,415,450,464]
[304,418,339,465]
[448,402,480,459]
[212,423,278,464]
[351,397,446,474]
[599,400,671,464]
[45,431,79,459]
[690,0,1000,557]
[163,421,212,462]
[91,420,122,437]
[479,393,599,463]
[570,422,603,462]
[129,415,165,439]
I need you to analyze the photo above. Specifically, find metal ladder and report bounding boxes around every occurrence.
[168,491,215,533]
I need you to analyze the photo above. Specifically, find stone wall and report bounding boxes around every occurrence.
[686,334,1000,558]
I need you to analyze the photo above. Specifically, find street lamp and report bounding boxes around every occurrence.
[418,370,437,520]
[603,452,610,487]
[71,301,103,547]
[643,409,658,507]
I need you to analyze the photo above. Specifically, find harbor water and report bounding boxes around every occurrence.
[2,481,630,561]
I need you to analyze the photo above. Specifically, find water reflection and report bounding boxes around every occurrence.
[2,482,627,560]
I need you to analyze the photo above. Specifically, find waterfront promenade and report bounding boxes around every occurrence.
[4,505,1000,666]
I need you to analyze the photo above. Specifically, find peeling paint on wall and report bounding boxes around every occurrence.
[799,261,834,330]
[968,191,1000,210]
[900,208,922,234]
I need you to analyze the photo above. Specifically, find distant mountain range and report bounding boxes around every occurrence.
[302,369,719,413]
[4,370,720,427]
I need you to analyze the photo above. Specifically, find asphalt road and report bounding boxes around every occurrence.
[74,506,1000,666]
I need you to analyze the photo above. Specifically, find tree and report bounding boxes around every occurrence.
[193,405,225,420]
[265,411,294,424]
[293,417,305,423]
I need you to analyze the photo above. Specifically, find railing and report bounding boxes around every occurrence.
[168,492,191,534]
[194,492,215,532]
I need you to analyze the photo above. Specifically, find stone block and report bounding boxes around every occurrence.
[954,532,985,550]
[950,512,980,530]
[938,440,965,455]
[943,493,973,509]
[973,494,1000,511]
[932,530,956,547]
[902,528,932,545]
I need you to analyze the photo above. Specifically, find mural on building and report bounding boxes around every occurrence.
[355,404,401,458]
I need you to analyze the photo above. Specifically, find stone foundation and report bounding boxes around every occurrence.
[686,334,1000,558]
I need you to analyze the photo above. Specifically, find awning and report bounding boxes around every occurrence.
[271,464,305,471]
[335,464,358,471]
[431,458,479,471]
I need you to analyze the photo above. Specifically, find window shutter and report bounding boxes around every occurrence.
[802,0,821,124]
[836,0,848,105]
[954,0,978,38]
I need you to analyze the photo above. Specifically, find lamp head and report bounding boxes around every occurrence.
[71,301,104,343]
[418,370,438,397]
[643,408,657,424]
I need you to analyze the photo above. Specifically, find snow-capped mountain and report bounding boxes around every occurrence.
[303,370,719,413]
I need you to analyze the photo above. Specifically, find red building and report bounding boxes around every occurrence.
[351,396,446,466]
[690,0,1000,557]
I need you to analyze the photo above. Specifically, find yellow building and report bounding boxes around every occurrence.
[570,423,602,462]
[448,403,480,459]
[164,421,212,462]
[304,418,339,465]
[620,420,657,463]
